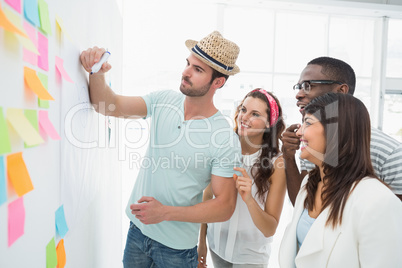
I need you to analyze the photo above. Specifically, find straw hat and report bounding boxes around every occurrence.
[185,31,240,76]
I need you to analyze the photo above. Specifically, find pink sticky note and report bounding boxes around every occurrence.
[38,32,48,71]
[8,197,25,247]
[38,110,60,140]
[5,0,21,13]
[55,56,74,83]
[23,21,38,66]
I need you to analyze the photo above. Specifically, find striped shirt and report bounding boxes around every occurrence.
[300,127,402,195]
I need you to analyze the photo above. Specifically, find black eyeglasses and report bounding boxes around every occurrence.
[293,80,343,94]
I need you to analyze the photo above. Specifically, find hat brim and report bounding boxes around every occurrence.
[185,39,240,76]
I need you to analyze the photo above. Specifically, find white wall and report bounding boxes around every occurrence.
[0,0,123,267]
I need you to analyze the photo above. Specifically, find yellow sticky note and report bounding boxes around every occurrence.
[24,67,54,100]
[2,6,39,54]
[24,109,39,148]
[6,108,44,146]
[55,14,73,42]
[0,2,27,37]
[7,152,34,197]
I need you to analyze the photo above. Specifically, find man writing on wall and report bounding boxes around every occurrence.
[80,31,242,267]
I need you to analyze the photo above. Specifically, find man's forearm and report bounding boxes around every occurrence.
[164,196,236,223]
[88,74,115,115]
[284,156,303,206]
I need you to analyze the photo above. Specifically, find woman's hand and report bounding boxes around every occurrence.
[197,239,208,267]
[233,167,253,204]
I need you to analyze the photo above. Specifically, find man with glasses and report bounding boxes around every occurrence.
[282,57,402,204]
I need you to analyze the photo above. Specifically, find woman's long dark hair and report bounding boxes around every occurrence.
[303,93,379,228]
[234,89,285,202]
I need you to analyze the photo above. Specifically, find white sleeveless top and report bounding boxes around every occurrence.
[207,150,282,264]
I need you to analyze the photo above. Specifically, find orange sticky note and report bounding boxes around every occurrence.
[0,2,27,37]
[24,67,54,100]
[7,152,34,197]
[56,239,66,268]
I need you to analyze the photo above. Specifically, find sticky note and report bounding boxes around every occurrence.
[7,152,34,197]
[24,0,40,27]
[38,32,48,71]
[37,73,49,108]
[0,2,27,37]
[46,238,58,268]
[0,156,6,206]
[55,205,68,238]
[23,21,38,65]
[38,0,51,35]
[56,239,66,268]
[55,56,73,83]
[39,110,60,140]
[55,14,73,42]
[3,6,38,54]
[5,0,21,14]
[8,197,25,247]
[24,109,39,148]
[6,108,44,146]
[0,107,12,155]
[24,67,54,100]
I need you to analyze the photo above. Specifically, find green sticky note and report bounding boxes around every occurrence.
[0,107,12,155]
[38,99,49,108]
[46,237,58,268]
[38,0,52,35]
[37,73,49,109]
[24,109,39,148]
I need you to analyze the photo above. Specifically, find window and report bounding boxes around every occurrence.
[386,19,402,78]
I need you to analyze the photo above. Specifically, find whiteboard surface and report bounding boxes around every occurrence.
[0,0,123,267]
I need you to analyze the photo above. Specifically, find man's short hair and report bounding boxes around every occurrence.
[308,57,356,95]
[210,69,229,88]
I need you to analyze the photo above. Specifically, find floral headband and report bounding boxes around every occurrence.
[252,89,279,127]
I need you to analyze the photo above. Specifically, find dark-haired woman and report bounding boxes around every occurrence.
[279,93,402,268]
[198,89,287,268]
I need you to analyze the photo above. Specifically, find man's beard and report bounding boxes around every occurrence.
[180,76,212,97]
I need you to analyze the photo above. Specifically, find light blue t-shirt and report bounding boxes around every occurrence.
[125,90,242,250]
[296,208,315,249]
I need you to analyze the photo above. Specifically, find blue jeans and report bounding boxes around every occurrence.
[123,222,198,268]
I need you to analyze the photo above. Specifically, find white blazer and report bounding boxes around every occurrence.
[279,176,402,268]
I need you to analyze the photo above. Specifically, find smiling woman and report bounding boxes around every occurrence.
[296,114,326,166]
[198,89,287,268]
[279,93,402,268]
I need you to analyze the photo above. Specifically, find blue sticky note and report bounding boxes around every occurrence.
[24,0,40,27]
[55,205,68,238]
[0,156,6,206]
